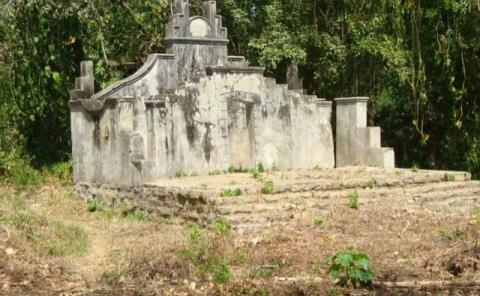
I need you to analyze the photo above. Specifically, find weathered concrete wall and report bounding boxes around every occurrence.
[335,97,395,168]
[69,0,373,187]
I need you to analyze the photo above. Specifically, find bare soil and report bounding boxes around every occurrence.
[1,168,480,295]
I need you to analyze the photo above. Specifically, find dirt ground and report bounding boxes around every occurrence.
[1,168,480,295]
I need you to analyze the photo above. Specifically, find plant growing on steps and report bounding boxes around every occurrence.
[220,188,243,197]
[325,248,374,288]
[261,181,276,194]
[347,190,359,209]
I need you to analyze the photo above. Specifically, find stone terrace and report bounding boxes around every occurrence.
[75,167,480,232]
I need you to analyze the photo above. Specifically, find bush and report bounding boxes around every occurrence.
[0,151,43,187]
[325,249,374,288]
[47,160,73,182]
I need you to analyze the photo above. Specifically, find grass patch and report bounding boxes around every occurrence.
[220,188,243,198]
[45,222,88,257]
[181,226,231,284]
[261,181,276,194]
[8,208,88,257]
[131,209,149,221]
[439,227,466,241]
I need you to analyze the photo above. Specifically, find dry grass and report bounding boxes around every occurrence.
[1,173,480,295]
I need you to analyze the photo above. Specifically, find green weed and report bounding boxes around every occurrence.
[325,249,374,288]
[411,164,419,172]
[181,226,231,284]
[261,181,276,194]
[220,188,243,198]
[47,161,73,182]
[444,173,456,182]
[87,199,104,212]
[314,218,325,227]
[347,190,359,209]
[132,209,149,221]
[213,219,231,236]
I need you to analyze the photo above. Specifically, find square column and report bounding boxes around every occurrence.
[335,97,395,169]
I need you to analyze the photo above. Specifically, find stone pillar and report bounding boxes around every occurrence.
[335,97,395,169]
[203,1,216,29]
[286,62,303,90]
[70,61,95,100]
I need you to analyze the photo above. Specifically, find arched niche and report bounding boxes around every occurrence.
[188,17,211,38]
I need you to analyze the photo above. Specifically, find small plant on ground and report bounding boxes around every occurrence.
[132,209,149,221]
[257,163,265,173]
[411,164,419,172]
[347,190,359,209]
[444,173,456,182]
[174,171,187,178]
[220,188,243,197]
[439,227,466,241]
[87,199,104,213]
[324,249,374,288]
[200,183,208,189]
[213,219,231,236]
[261,181,276,194]
[314,218,325,227]
[251,168,260,179]
[214,260,231,284]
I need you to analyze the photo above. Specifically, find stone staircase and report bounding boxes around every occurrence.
[207,168,480,233]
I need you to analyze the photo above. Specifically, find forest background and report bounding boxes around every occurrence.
[0,0,479,184]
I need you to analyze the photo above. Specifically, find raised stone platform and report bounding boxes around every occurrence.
[75,167,480,231]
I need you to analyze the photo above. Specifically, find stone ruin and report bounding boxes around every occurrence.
[69,1,394,221]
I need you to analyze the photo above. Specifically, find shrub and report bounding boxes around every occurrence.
[47,160,73,182]
[314,218,325,227]
[0,151,43,187]
[261,181,276,194]
[325,249,374,287]
[347,190,359,209]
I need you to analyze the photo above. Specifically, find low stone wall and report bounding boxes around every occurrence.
[74,183,219,225]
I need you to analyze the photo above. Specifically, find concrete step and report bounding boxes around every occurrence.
[214,181,480,231]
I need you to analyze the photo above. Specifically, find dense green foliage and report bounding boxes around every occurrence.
[0,0,479,180]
